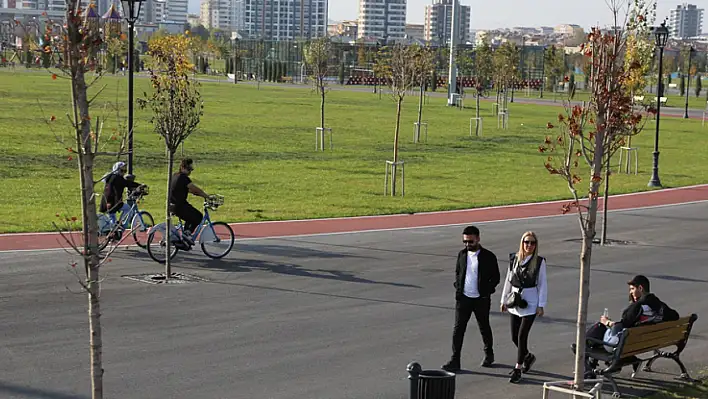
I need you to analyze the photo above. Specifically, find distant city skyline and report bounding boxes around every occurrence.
[186,0,688,31]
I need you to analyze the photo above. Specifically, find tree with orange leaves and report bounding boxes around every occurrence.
[538,0,651,391]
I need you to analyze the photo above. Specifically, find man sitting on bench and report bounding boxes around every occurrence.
[583,275,679,378]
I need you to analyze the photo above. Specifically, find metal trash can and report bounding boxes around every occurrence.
[407,362,455,399]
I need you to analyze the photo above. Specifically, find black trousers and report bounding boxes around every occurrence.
[451,296,494,361]
[174,203,202,233]
[510,313,537,365]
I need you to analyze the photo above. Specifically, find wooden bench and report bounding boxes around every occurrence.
[585,314,698,398]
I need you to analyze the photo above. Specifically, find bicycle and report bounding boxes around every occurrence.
[97,185,154,251]
[146,194,235,263]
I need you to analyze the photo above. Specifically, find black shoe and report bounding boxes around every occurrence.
[584,370,597,380]
[182,231,195,246]
[441,359,460,372]
[509,368,522,383]
[480,353,494,368]
[522,353,536,373]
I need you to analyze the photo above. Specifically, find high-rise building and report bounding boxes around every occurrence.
[97,0,117,15]
[200,0,235,30]
[14,0,93,13]
[152,0,187,24]
[242,0,328,40]
[669,3,704,38]
[424,0,470,44]
[357,0,407,41]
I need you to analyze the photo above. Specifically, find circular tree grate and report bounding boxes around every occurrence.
[122,272,209,285]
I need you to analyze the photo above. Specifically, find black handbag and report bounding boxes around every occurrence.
[504,290,528,309]
[504,259,528,309]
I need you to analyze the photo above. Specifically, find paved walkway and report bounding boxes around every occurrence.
[2,184,707,252]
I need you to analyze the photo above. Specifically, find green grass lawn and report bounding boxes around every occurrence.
[647,374,708,398]
[512,87,708,110]
[2,69,708,233]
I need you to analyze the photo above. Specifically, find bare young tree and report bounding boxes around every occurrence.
[413,46,436,142]
[538,2,650,391]
[41,1,129,397]
[493,42,521,109]
[139,34,203,279]
[304,37,332,135]
[472,39,494,135]
[375,43,420,196]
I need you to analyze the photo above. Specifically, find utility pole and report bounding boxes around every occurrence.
[447,0,458,106]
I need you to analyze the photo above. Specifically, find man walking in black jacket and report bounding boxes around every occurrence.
[442,226,501,372]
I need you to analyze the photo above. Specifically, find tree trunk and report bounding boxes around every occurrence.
[416,85,424,142]
[165,151,174,279]
[572,158,603,391]
[475,90,481,136]
[391,97,402,196]
[70,43,104,399]
[236,56,238,84]
[601,154,610,245]
[320,80,326,130]
[573,221,594,391]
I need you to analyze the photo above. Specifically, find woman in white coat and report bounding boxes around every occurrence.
[500,231,547,383]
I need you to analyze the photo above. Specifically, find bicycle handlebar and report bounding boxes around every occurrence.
[204,194,224,210]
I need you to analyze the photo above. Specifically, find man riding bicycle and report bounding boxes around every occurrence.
[99,161,144,224]
[169,158,210,245]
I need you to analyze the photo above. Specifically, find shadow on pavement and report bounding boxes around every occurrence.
[0,381,88,399]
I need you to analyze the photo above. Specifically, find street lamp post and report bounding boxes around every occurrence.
[684,46,694,119]
[121,0,144,175]
[649,22,669,188]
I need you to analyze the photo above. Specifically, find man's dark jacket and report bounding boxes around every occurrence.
[454,247,501,300]
[619,293,680,327]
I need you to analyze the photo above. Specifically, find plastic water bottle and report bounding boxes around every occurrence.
[603,308,609,318]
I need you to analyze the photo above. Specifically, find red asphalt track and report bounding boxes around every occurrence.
[2,184,707,252]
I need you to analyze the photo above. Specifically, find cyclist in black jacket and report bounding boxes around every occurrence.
[99,161,141,223]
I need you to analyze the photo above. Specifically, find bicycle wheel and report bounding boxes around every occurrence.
[96,214,113,252]
[130,211,154,249]
[200,221,235,259]
[146,227,179,264]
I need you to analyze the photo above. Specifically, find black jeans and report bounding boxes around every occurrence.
[451,296,494,361]
[510,313,537,365]
[174,203,202,233]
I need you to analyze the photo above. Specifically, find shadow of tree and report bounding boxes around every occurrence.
[0,381,88,399]
[122,249,420,289]
[231,243,374,260]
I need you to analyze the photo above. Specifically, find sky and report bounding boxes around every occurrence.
[187,0,705,31]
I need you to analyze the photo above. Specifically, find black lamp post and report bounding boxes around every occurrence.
[683,46,694,119]
[121,0,144,175]
[649,22,669,188]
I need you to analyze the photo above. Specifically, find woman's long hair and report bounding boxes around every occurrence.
[515,231,539,271]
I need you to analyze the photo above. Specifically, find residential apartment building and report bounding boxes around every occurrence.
[405,23,423,40]
[241,0,327,40]
[157,0,188,24]
[669,3,704,38]
[553,24,583,36]
[200,0,235,30]
[357,0,407,42]
[329,19,358,38]
[423,0,470,44]
[6,0,96,12]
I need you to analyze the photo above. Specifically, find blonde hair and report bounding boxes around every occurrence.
[516,231,539,270]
